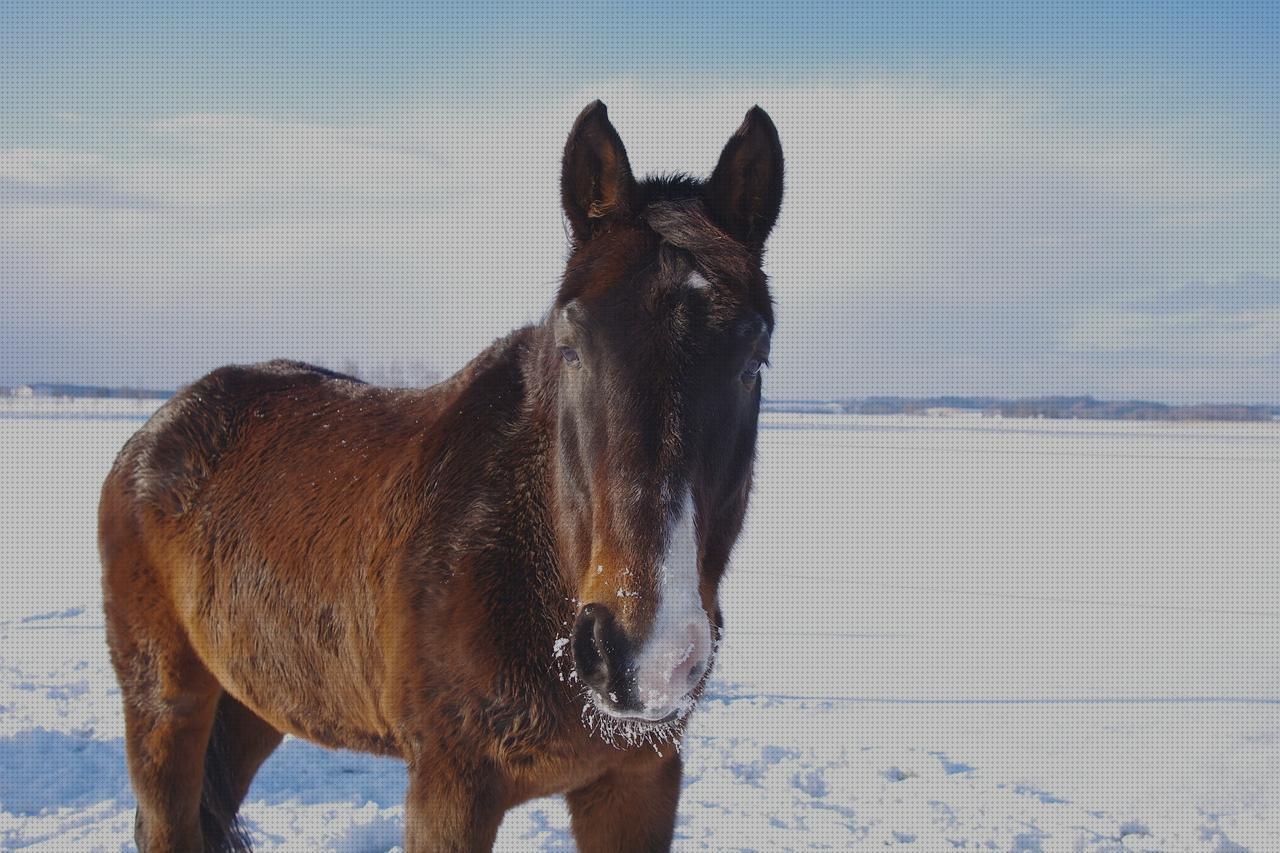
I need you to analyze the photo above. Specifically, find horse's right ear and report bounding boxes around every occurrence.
[706,106,785,251]
[561,101,636,245]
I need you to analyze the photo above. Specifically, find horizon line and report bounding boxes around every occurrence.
[5,381,1279,412]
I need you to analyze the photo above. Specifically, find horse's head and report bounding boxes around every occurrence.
[548,102,783,727]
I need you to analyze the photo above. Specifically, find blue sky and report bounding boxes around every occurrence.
[2,2,1278,401]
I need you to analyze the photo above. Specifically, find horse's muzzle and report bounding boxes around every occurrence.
[572,602,711,722]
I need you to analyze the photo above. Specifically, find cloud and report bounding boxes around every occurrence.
[1063,279,1280,360]
[3,79,1278,401]
[1123,278,1280,316]
[0,177,157,210]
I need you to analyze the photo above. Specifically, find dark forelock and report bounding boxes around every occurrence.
[558,176,774,326]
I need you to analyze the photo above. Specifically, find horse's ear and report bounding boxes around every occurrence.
[706,106,785,251]
[561,101,636,244]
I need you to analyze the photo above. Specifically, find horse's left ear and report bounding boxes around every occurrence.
[706,106,785,251]
[561,101,637,245]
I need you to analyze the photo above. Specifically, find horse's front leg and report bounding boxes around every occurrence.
[403,756,504,853]
[567,751,683,853]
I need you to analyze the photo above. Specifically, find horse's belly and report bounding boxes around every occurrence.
[176,549,398,755]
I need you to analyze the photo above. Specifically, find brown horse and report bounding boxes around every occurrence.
[100,100,783,852]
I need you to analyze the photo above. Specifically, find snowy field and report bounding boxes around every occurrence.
[1,410,1277,851]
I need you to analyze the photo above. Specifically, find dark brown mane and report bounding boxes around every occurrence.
[100,101,784,853]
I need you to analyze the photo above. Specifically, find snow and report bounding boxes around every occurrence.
[1,411,1277,850]
[0,397,164,419]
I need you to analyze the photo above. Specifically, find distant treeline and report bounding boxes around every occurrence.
[765,396,1280,422]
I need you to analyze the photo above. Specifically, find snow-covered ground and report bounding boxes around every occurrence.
[0,397,165,419]
[1,411,1277,851]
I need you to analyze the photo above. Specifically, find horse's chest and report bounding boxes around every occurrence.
[497,732,618,803]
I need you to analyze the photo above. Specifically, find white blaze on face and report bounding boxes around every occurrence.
[686,271,712,290]
[628,490,714,719]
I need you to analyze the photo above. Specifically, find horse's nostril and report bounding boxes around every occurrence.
[571,604,607,690]
[571,603,630,700]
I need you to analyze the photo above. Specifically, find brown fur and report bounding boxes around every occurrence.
[101,101,784,852]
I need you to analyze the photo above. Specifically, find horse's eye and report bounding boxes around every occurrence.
[559,346,581,367]
[741,357,765,382]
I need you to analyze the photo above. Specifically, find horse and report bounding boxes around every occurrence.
[99,100,784,852]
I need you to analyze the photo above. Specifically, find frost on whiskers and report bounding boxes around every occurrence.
[578,696,692,755]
